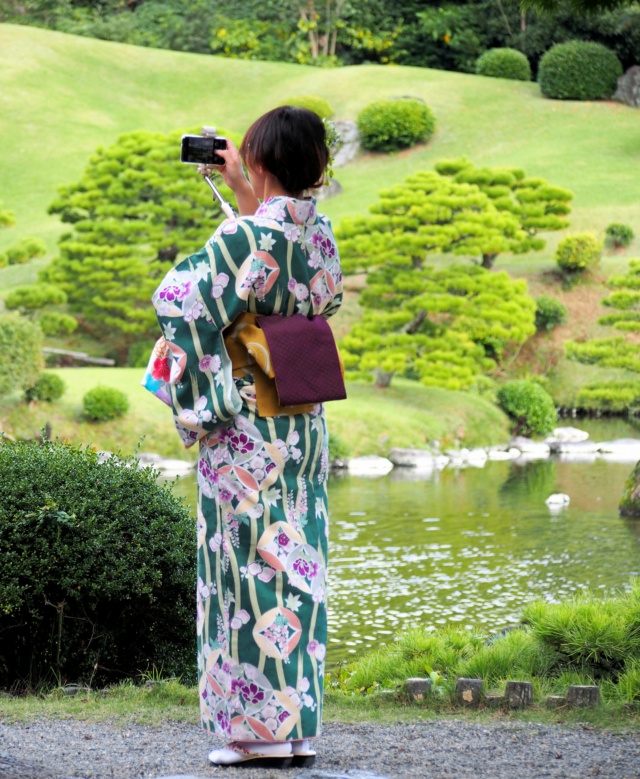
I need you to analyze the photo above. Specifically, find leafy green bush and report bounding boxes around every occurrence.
[5,237,47,265]
[83,386,130,421]
[38,312,79,336]
[5,284,67,311]
[127,340,157,368]
[576,381,640,413]
[475,48,531,81]
[496,379,557,437]
[535,295,568,331]
[538,41,623,100]
[0,314,43,398]
[0,440,195,688]
[281,94,333,118]
[555,233,602,274]
[24,372,66,403]
[356,98,436,152]
[605,223,634,249]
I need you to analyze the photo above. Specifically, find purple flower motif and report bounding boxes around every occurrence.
[288,278,297,292]
[229,432,255,455]
[309,562,320,579]
[216,711,231,735]
[159,284,182,303]
[231,678,244,695]
[278,710,290,723]
[292,557,311,578]
[277,532,290,548]
[240,681,265,705]
[265,462,276,475]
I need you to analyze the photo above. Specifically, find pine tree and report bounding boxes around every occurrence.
[43,128,234,361]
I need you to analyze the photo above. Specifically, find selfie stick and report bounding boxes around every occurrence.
[202,175,236,220]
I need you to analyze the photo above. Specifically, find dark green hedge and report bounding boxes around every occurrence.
[0,440,196,689]
[538,40,622,100]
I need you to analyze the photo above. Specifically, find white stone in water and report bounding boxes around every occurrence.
[487,446,520,461]
[153,458,197,474]
[347,455,394,477]
[597,438,640,463]
[509,437,551,458]
[548,440,599,455]
[549,426,590,443]
[388,448,435,469]
[466,448,488,467]
[545,493,570,506]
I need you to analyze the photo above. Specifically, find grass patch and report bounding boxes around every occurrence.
[0,369,510,459]
[332,580,640,715]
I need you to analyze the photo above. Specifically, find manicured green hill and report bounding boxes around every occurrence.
[1,22,639,261]
[0,369,509,458]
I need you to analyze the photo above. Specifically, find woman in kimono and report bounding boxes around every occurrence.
[148,107,342,767]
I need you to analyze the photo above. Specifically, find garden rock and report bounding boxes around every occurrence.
[545,493,570,508]
[347,456,394,477]
[333,120,361,167]
[547,440,599,455]
[615,65,640,108]
[486,446,520,461]
[388,448,435,469]
[547,426,589,443]
[597,438,640,463]
[508,437,550,458]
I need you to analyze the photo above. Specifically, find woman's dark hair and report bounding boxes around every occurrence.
[240,106,329,195]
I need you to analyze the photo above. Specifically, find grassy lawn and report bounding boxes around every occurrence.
[1,23,639,259]
[0,369,510,459]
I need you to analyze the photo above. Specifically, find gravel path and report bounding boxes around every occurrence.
[1,718,640,779]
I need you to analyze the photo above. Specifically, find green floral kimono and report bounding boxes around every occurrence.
[146,196,342,742]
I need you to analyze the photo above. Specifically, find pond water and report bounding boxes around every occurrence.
[172,418,640,666]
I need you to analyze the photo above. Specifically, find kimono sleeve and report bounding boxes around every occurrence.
[147,221,253,448]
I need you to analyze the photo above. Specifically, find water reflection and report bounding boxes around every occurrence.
[171,436,640,666]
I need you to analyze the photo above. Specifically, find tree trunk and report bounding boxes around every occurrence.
[402,310,427,335]
[521,10,527,31]
[481,252,498,269]
[375,370,395,389]
[412,255,424,270]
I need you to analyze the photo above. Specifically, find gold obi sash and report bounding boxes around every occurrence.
[224,312,316,417]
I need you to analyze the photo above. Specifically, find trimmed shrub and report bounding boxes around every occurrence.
[476,48,531,81]
[535,295,568,331]
[576,381,640,413]
[0,440,195,688]
[281,94,333,118]
[0,314,43,397]
[5,237,47,265]
[38,312,78,336]
[496,379,557,437]
[555,233,602,274]
[5,284,67,311]
[605,223,634,250]
[24,372,66,403]
[357,98,436,153]
[83,385,130,421]
[538,41,623,101]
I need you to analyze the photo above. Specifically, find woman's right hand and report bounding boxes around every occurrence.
[198,139,259,216]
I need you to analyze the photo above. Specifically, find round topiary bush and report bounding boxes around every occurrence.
[605,223,634,250]
[496,379,557,437]
[555,233,602,274]
[0,440,195,688]
[535,295,568,331]
[538,41,623,100]
[356,98,436,153]
[281,94,334,118]
[83,385,130,421]
[476,48,531,81]
[24,372,66,403]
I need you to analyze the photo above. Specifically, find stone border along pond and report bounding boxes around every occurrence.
[128,426,640,482]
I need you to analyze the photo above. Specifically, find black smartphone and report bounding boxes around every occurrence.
[180,135,228,165]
